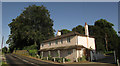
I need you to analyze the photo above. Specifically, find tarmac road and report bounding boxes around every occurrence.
[4,54,116,66]
[5,54,62,66]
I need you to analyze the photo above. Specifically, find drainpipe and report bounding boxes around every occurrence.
[76,35,78,62]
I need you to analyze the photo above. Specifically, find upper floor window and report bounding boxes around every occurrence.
[41,44,44,47]
[55,40,58,44]
[49,42,51,46]
[67,37,71,43]
[61,39,63,44]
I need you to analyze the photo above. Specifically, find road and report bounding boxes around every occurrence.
[5,54,116,66]
[95,55,115,64]
[5,54,62,66]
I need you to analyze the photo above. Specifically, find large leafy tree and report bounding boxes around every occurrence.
[89,19,119,51]
[59,29,72,35]
[6,5,54,52]
[72,25,85,34]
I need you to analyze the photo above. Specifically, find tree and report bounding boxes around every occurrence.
[89,19,119,51]
[59,29,72,35]
[89,25,106,51]
[72,25,85,34]
[6,5,55,51]
[2,47,8,54]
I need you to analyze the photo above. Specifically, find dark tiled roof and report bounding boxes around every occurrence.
[39,45,86,51]
[42,32,94,43]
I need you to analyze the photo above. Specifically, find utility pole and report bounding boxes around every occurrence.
[1,36,4,49]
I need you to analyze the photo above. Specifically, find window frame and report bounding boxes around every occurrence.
[55,40,58,44]
[67,37,71,43]
[61,39,63,44]
[49,42,51,46]
[41,44,44,47]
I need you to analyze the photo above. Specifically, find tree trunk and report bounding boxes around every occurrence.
[105,33,108,51]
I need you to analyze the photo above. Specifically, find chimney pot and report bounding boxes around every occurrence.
[56,30,61,36]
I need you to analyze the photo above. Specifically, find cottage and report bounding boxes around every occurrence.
[39,23,96,62]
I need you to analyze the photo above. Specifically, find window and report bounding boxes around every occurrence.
[49,42,51,46]
[55,40,58,44]
[67,37,71,43]
[61,39,63,44]
[68,50,72,55]
[41,44,44,47]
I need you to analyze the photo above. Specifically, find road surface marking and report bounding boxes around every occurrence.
[11,54,36,65]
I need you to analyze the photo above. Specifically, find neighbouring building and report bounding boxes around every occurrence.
[39,23,96,62]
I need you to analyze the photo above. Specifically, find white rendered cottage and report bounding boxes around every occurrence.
[39,23,96,62]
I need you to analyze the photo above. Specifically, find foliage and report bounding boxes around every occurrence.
[6,5,55,52]
[89,19,119,51]
[2,47,8,54]
[59,29,72,35]
[42,57,47,60]
[60,19,119,52]
[72,25,85,34]
[54,57,70,63]
[55,57,63,62]
[104,51,113,55]
[78,56,86,62]
[1,61,9,66]
[41,57,70,63]
[48,56,53,61]
[23,44,37,50]
[65,58,71,62]
[28,50,38,57]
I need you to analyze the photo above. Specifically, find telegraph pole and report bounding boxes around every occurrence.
[1,36,4,49]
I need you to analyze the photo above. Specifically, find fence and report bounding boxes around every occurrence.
[90,51,105,61]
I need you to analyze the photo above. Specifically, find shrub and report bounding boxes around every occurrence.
[55,57,71,63]
[48,56,53,61]
[29,50,37,57]
[42,57,47,60]
[78,56,86,62]
[23,45,37,50]
[65,58,71,62]
[41,57,71,63]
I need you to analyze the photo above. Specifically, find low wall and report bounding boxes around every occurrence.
[13,50,29,56]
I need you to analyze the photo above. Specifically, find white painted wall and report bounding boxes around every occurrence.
[78,36,87,47]
[78,36,95,50]
[77,49,84,58]
[88,37,95,50]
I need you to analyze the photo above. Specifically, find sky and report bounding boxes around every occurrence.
[1,0,120,2]
[1,2,119,49]
[0,2,2,49]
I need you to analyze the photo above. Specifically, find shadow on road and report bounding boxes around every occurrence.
[93,53,116,64]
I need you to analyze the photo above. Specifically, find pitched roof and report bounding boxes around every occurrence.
[39,45,86,51]
[42,32,94,43]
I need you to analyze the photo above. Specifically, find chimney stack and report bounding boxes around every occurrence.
[84,22,89,36]
[56,30,61,36]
